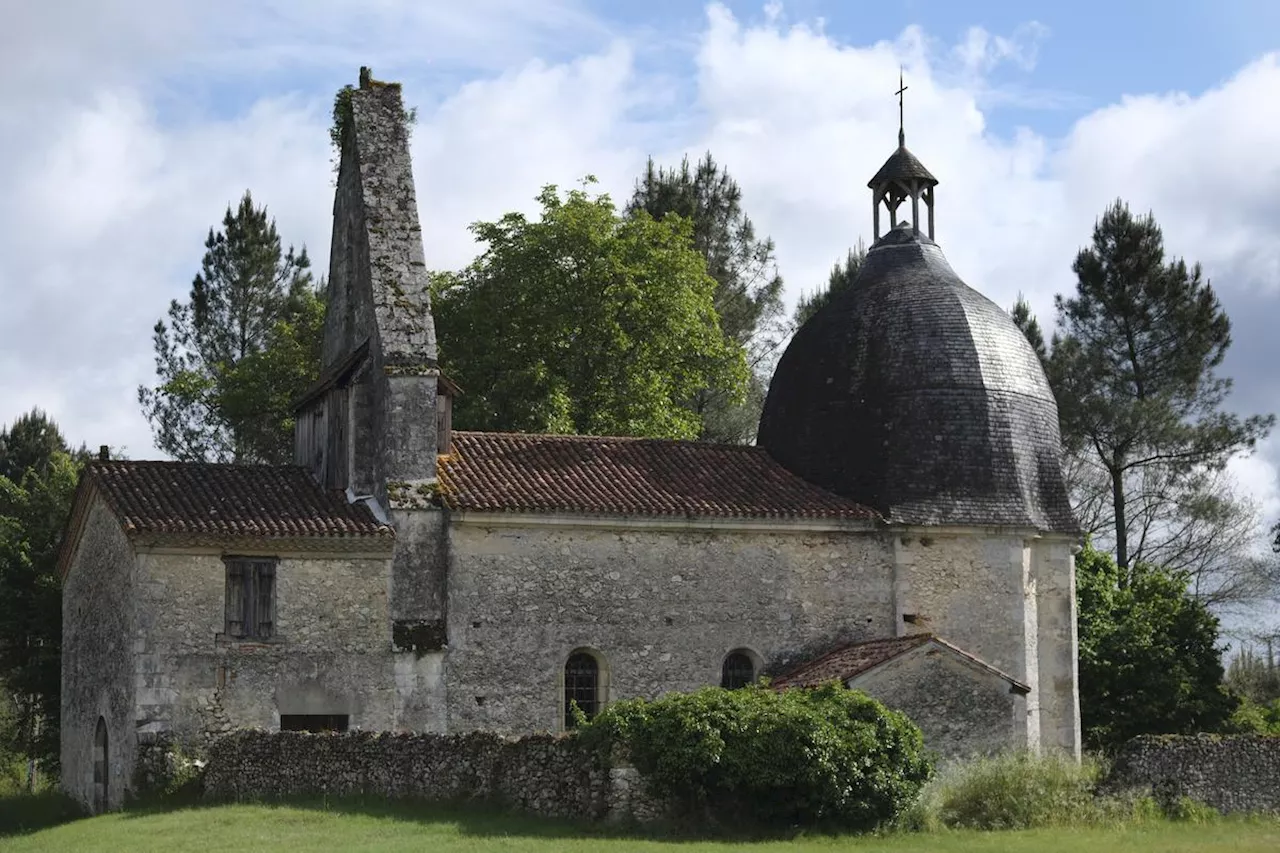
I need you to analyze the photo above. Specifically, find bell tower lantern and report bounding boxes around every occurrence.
[869,70,938,242]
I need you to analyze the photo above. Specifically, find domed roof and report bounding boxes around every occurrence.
[758,224,1077,533]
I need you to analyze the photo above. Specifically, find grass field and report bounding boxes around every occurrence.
[1,796,1279,853]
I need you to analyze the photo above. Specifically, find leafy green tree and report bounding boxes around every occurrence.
[1050,200,1273,571]
[0,411,84,774]
[628,153,783,443]
[794,240,868,327]
[138,191,322,464]
[434,180,748,439]
[1076,543,1237,751]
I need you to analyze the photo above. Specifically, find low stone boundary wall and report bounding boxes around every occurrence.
[200,729,662,822]
[1106,734,1280,814]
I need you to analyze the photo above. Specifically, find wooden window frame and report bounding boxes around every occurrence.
[224,557,278,641]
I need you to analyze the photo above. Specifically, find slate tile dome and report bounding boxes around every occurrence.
[758,219,1077,533]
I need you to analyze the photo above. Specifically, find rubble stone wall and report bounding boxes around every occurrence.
[200,729,665,822]
[1106,735,1280,813]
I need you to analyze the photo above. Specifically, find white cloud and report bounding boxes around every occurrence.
[2,1,1278,535]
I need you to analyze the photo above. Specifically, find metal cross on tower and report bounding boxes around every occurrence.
[895,67,907,148]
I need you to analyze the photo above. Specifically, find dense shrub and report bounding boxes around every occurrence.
[580,683,933,831]
[898,751,1108,831]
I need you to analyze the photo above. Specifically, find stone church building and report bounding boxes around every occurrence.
[59,69,1080,811]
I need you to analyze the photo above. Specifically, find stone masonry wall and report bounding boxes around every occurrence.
[445,521,894,732]
[201,730,662,822]
[1106,735,1280,814]
[60,495,138,812]
[132,549,413,743]
[850,645,1027,760]
[892,531,1082,756]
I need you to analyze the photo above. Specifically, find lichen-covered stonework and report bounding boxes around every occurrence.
[444,518,896,732]
[60,496,137,812]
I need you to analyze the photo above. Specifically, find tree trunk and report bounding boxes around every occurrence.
[1111,456,1129,575]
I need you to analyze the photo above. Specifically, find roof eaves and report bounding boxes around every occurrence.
[292,338,371,412]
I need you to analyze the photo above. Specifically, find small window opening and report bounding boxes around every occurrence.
[280,714,349,733]
[564,652,600,728]
[721,651,756,690]
[225,557,277,640]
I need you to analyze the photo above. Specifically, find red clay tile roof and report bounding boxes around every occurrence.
[771,634,1030,693]
[772,636,933,688]
[436,431,879,521]
[85,460,392,539]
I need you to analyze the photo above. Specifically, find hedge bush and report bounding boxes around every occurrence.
[580,682,933,831]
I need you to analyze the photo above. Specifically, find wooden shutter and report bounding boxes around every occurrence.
[255,562,276,639]
[225,561,246,637]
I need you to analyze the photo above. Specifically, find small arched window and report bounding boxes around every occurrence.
[564,652,600,728]
[93,716,108,813]
[721,650,756,690]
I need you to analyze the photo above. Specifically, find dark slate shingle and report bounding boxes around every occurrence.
[758,223,1079,534]
[867,145,938,188]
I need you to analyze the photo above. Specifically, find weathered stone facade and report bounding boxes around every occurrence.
[132,547,404,741]
[61,496,137,812]
[892,530,1080,756]
[443,516,892,732]
[848,642,1029,760]
[1106,735,1280,813]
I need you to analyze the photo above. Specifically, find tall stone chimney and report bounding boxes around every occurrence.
[296,67,439,507]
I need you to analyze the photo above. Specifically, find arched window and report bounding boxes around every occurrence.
[564,651,600,728]
[721,650,756,690]
[93,716,108,813]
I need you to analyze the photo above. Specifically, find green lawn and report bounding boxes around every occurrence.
[1,797,1279,852]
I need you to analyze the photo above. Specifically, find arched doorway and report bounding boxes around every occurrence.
[93,717,108,812]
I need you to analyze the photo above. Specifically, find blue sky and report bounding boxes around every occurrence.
[2,2,1280,626]
[163,1,1280,138]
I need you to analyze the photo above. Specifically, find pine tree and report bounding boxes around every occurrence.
[1050,200,1274,571]
[0,410,84,482]
[794,240,868,327]
[628,153,784,443]
[1010,293,1047,363]
[138,191,322,464]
